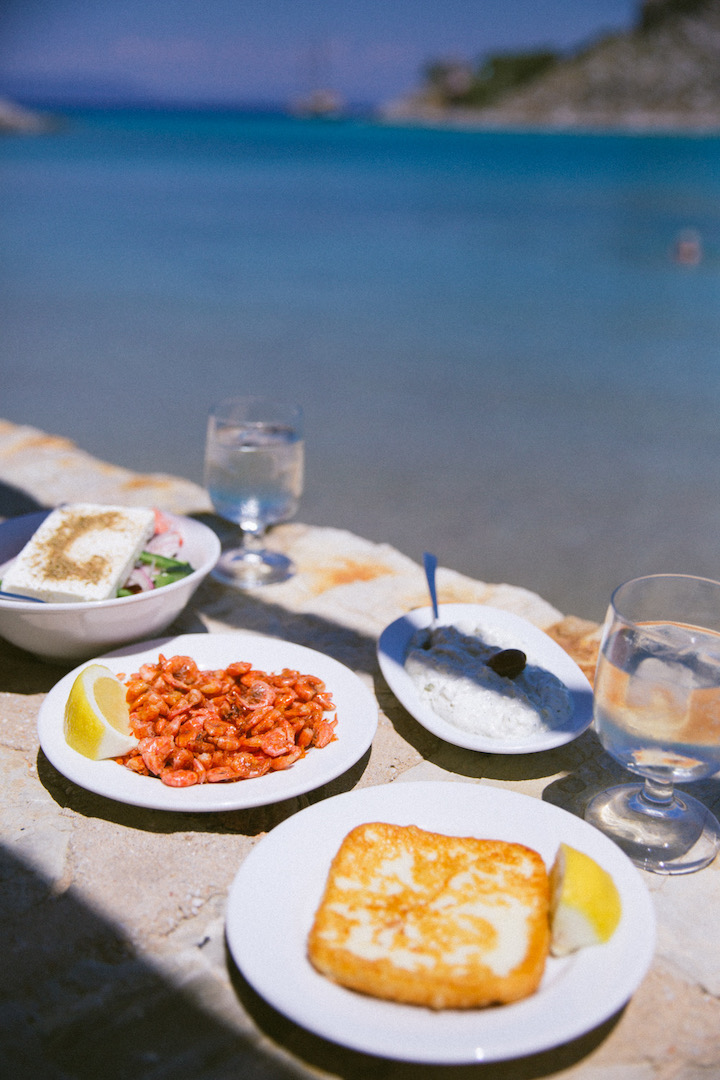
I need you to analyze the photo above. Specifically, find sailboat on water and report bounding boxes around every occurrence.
[293,86,345,119]
[290,40,346,119]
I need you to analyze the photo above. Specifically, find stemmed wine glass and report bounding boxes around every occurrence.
[204,395,304,587]
[586,573,720,874]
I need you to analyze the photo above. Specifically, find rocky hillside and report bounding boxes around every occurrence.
[383,0,720,131]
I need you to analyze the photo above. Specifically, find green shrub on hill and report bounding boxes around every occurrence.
[422,50,559,108]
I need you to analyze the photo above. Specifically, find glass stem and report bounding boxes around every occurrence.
[640,776,675,807]
[239,523,266,552]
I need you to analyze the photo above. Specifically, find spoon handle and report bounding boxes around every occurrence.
[0,590,46,603]
[423,552,439,623]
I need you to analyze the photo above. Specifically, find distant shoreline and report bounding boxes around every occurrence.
[0,97,61,134]
[377,101,720,137]
[4,97,720,139]
[379,1,720,140]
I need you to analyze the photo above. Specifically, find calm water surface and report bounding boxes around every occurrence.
[2,109,720,619]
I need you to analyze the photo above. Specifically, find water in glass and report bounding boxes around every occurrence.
[594,620,720,785]
[205,421,304,532]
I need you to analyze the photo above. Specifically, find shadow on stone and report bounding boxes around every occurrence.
[543,734,720,821]
[36,745,370,839]
[0,834,628,1080]
[0,481,45,519]
[0,844,299,1080]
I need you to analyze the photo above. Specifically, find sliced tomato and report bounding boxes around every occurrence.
[153,508,172,534]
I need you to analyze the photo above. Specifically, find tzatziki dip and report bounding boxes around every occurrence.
[405,622,572,742]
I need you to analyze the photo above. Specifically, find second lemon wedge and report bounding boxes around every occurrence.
[64,663,137,760]
[549,842,622,956]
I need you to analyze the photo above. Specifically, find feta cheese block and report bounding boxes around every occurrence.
[2,504,156,602]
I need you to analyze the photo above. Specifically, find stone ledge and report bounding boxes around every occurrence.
[0,419,212,515]
[7,422,718,1079]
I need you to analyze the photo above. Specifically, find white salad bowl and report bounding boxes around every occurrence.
[0,510,221,662]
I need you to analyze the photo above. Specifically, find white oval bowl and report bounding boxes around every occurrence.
[0,510,220,661]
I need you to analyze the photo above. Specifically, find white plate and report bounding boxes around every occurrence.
[226,780,655,1064]
[37,632,378,812]
[377,604,594,754]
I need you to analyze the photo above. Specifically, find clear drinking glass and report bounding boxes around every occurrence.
[204,395,304,587]
[586,574,720,874]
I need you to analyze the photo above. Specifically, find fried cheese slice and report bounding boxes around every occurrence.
[307,822,550,1010]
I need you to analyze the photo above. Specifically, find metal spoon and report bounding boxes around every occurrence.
[418,553,527,677]
[421,551,439,648]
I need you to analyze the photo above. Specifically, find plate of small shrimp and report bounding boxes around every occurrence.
[37,632,379,812]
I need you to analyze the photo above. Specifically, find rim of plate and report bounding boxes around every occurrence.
[377,604,594,754]
[226,780,656,1064]
[37,632,378,811]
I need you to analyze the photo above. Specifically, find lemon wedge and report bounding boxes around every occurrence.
[64,663,137,759]
[549,842,622,956]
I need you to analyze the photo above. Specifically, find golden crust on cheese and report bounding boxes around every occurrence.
[307,822,550,1010]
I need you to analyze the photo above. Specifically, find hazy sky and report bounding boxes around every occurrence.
[0,1,638,106]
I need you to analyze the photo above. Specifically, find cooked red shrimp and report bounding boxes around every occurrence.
[269,746,304,769]
[114,653,338,787]
[312,718,338,748]
[139,735,174,776]
[238,680,276,710]
[160,768,198,787]
[167,688,205,719]
[206,766,239,783]
[258,720,295,757]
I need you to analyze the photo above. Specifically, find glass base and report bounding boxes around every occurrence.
[212,546,295,588]
[585,783,720,874]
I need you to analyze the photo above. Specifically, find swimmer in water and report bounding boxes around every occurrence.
[673,228,702,266]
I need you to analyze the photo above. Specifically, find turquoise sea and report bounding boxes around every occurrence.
[2,108,720,620]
